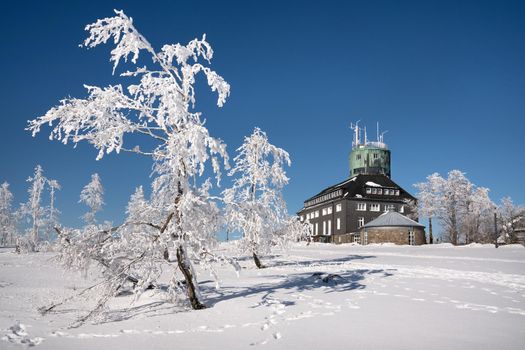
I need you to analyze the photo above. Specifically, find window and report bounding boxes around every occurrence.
[372,188,377,194]
[336,217,341,230]
[353,234,360,244]
[315,210,319,218]
[336,203,342,212]
[356,154,361,160]
[384,204,395,212]
[377,188,382,195]
[395,190,400,196]
[306,213,310,220]
[327,220,332,235]
[327,207,333,214]
[363,231,368,245]
[373,153,378,159]
[315,223,318,235]
[408,230,415,245]
[399,205,405,213]
[366,188,372,194]
[323,221,326,235]
[358,217,365,228]
[384,189,389,195]
[370,203,380,212]
[300,215,304,221]
[322,208,327,216]
[357,203,367,211]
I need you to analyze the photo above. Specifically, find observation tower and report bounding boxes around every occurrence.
[349,121,391,178]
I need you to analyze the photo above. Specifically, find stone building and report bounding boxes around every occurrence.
[297,122,425,244]
[360,211,426,245]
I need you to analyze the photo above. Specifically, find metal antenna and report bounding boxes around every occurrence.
[380,130,389,143]
[350,120,361,147]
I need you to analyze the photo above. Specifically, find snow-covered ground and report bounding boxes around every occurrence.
[1,243,524,349]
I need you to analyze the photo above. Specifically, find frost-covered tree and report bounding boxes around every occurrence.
[79,174,104,225]
[0,182,18,246]
[498,197,524,244]
[463,187,494,243]
[414,173,445,244]
[29,10,231,314]
[19,165,48,251]
[45,178,61,241]
[441,170,473,245]
[224,128,291,268]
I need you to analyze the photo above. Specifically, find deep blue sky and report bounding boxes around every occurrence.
[1,0,524,230]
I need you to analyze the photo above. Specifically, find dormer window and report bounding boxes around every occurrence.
[384,189,389,195]
[366,188,372,194]
[377,188,382,195]
[395,190,400,196]
[372,188,377,194]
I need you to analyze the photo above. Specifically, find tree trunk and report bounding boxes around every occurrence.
[176,245,206,310]
[253,252,265,269]
[428,217,433,244]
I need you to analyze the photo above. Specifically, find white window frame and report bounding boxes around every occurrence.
[364,231,368,245]
[322,208,327,216]
[372,188,377,194]
[323,221,326,235]
[315,223,318,235]
[377,188,382,195]
[384,189,389,195]
[315,210,319,218]
[336,217,341,230]
[327,220,332,235]
[336,203,342,212]
[353,234,360,244]
[400,205,405,213]
[366,188,372,194]
[327,206,333,214]
[358,217,365,228]
[370,203,380,212]
[357,203,367,211]
[395,190,400,196]
[408,229,415,245]
[384,204,395,212]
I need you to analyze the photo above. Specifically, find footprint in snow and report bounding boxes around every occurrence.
[2,321,44,346]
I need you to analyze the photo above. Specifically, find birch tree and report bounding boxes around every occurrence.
[79,173,104,225]
[28,10,231,314]
[224,128,291,268]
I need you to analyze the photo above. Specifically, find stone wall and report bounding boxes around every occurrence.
[360,226,426,245]
[333,233,355,244]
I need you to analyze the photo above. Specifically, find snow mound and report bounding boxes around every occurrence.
[311,272,346,285]
[2,321,44,346]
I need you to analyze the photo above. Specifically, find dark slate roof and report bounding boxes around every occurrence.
[362,211,425,228]
[304,174,416,203]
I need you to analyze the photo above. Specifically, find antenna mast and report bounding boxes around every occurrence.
[350,120,361,148]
